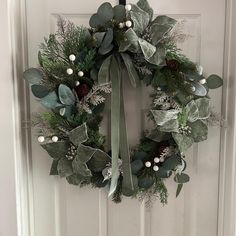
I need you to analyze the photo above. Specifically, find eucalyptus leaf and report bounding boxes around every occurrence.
[113,5,126,22]
[207,74,223,89]
[31,84,50,98]
[57,158,73,177]
[162,155,182,171]
[94,32,106,47]
[174,173,190,184]
[40,91,59,109]
[133,151,147,160]
[58,84,75,105]
[131,159,144,174]
[89,14,106,28]
[155,168,172,178]
[121,53,140,88]
[138,176,154,189]
[176,183,183,197]
[23,68,43,84]
[97,2,114,22]
[191,82,208,97]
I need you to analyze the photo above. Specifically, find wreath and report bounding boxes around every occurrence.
[23,0,223,205]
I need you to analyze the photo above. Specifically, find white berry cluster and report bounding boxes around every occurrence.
[66,144,77,160]
[66,54,84,77]
[38,135,59,143]
[118,4,133,29]
[178,125,192,135]
[145,157,161,172]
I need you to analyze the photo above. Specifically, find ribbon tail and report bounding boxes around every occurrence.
[108,56,121,197]
[119,78,135,196]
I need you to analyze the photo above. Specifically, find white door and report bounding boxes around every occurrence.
[26,0,225,235]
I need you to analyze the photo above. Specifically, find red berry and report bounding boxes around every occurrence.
[75,83,91,99]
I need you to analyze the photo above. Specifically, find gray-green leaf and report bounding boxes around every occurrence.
[40,91,59,109]
[31,84,50,98]
[174,173,190,184]
[207,74,223,89]
[58,84,75,105]
[23,68,43,84]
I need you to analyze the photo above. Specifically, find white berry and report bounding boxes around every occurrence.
[125,4,132,11]
[75,81,80,86]
[38,136,45,143]
[69,54,76,61]
[118,22,125,29]
[51,136,58,142]
[197,65,203,75]
[191,86,196,92]
[125,20,132,28]
[66,68,73,75]
[78,71,84,77]
[199,78,206,84]
[145,161,151,168]
[59,107,66,116]
[160,157,164,162]
[154,157,160,163]
[153,165,159,172]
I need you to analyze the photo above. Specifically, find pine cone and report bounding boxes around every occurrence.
[166,59,179,71]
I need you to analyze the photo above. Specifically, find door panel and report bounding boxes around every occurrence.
[26,0,225,235]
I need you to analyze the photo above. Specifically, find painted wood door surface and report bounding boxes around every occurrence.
[26,0,225,235]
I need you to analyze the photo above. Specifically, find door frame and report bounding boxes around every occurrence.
[5,0,236,235]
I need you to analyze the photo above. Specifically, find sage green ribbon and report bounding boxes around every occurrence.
[108,55,135,196]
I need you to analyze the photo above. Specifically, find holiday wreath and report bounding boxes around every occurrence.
[23,0,223,204]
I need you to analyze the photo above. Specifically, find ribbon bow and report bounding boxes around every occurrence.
[98,53,139,196]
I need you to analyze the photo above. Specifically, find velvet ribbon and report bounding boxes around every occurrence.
[108,55,134,196]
